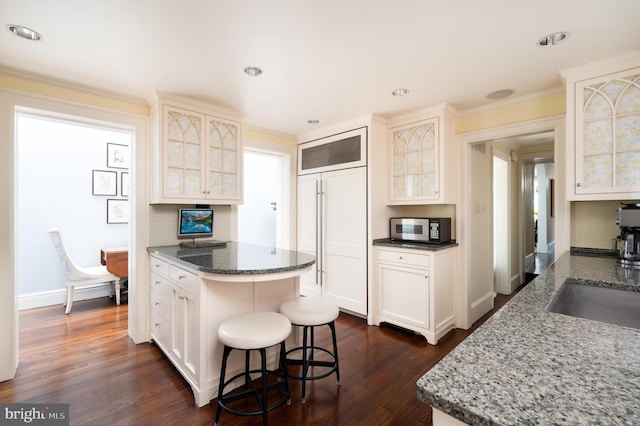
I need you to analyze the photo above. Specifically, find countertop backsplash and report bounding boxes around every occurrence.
[148,204,232,246]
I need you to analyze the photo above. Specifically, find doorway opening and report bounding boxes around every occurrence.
[470,132,556,297]
[524,161,556,274]
[16,110,132,310]
[238,146,293,249]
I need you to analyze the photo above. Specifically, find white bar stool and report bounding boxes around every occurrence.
[279,297,340,403]
[214,311,292,426]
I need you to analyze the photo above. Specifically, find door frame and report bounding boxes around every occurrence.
[457,115,567,328]
[0,89,148,381]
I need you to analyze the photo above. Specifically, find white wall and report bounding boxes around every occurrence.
[17,114,129,303]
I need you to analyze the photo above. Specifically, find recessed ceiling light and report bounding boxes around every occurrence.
[7,24,42,41]
[392,88,410,97]
[537,32,568,47]
[243,66,263,77]
[487,89,514,100]
[307,119,319,124]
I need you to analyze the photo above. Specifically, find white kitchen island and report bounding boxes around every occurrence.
[148,242,315,407]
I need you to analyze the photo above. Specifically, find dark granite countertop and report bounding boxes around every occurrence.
[417,252,640,425]
[372,238,458,251]
[570,246,619,258]
[148,242,316,275]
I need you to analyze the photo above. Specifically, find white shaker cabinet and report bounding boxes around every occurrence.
[150,255,199,386]
[388,103,457,205]
[372,246,456,344]
[150,92,244,204]
[561,53,640,200]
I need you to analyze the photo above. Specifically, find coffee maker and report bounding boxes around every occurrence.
[612,203,640,267]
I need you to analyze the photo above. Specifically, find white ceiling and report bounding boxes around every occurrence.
[1,0,639,136]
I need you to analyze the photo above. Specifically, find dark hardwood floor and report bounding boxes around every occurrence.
[0,289,523,426]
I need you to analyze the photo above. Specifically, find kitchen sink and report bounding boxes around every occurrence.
[547,281,640,330]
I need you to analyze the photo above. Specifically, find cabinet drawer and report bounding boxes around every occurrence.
[169,264,198,295]
[150,256,169,277]
[150,273,169,300]
[150,310,169,350]
[150,286,170,320]
[377,248,429,268]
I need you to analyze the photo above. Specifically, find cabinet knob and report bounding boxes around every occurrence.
[398,256,403,260]
[178,274,186,280]
[154,323,160,327]
[155,280,160,285]
[155,264,161,268]
[577,183,582,187]
[155,302,160,306]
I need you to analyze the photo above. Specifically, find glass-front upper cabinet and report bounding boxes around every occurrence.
[206,117,240,200]
[561,52,640,201]
[387,104,457,205]
[151,92,244,204]
[390,118,438,200]
[576,70,640,195]
[165,107,206,199]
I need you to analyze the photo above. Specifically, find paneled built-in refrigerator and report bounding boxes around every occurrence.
[297,128,367,315]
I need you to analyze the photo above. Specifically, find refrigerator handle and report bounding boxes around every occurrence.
[317,178,324,286]
[315,179,321,286]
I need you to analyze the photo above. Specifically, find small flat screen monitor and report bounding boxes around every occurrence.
[178,209,213,240]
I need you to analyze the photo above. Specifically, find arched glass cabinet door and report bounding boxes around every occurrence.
[165,107,205,198]
[207,117,240,200]
[390,118,439,201]
[578,71,640,193]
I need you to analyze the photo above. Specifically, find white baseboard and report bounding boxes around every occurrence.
[469,290,494,325]
[18,283,112,311]
[511,273,521,292]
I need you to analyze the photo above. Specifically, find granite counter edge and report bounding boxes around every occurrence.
[372,238,458,251]
[147,245,316,275]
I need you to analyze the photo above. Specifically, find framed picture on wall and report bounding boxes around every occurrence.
[121,172,129,197]
[107,143,130,169]
[107,199,129,224]
[92,170,117,196]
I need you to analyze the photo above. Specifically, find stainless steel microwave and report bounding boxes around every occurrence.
[390,217,452,244]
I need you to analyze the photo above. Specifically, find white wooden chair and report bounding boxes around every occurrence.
[47,228,119,314]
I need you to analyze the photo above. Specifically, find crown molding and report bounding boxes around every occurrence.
[0,65,147,107]
[244,124,296,141]
[459,87,565,116]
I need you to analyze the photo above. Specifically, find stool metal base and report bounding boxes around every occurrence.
[214,342,290,426]
[285,321,340,403]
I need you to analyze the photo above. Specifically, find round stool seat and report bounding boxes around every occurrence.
[279,297,339,326]
[218,311,291,350]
